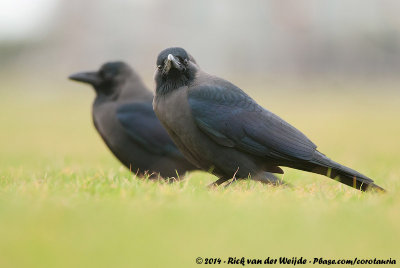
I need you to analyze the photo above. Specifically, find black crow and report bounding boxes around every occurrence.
[69,61,196,179]
[153,47,385,192]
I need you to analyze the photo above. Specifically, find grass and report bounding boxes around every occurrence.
[0,77,399,267]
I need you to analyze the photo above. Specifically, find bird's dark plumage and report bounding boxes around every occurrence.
[116,102,181,156]
[69,61,196,178]
[153,47,384,191]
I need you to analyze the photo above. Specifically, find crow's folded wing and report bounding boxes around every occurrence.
[188,84,317,161]
[116,102,181,156]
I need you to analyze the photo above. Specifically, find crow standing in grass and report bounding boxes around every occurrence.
[152,47,385,192]
[69,61,197,179]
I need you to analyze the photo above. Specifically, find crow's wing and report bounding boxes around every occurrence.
[116,102,181,156]
[188,83,317,161]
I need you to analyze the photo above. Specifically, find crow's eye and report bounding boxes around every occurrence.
[157,65,162,70]
[184,59,188,65]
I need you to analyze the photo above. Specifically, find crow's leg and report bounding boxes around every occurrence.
[207,177,230,188]
[224,177,240,188]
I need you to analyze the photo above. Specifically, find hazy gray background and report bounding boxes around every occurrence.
[1,0,400,89]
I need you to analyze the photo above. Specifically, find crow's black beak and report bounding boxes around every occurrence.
[69,71,101,86]
[163,54,183,75]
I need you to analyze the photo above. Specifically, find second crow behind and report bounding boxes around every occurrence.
[69,61,197,179]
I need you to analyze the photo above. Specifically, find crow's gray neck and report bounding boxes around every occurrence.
[156,79,188,96]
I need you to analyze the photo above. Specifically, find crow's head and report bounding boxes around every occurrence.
[155,47,198,95]
[69,61,133,97]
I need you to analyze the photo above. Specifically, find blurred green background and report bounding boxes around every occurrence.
[1,1,399,267]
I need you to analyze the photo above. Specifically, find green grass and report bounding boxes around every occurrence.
[0,79,399,267]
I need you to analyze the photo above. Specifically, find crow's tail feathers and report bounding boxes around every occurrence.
[302,151,385,192]
[311,151,385,192]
